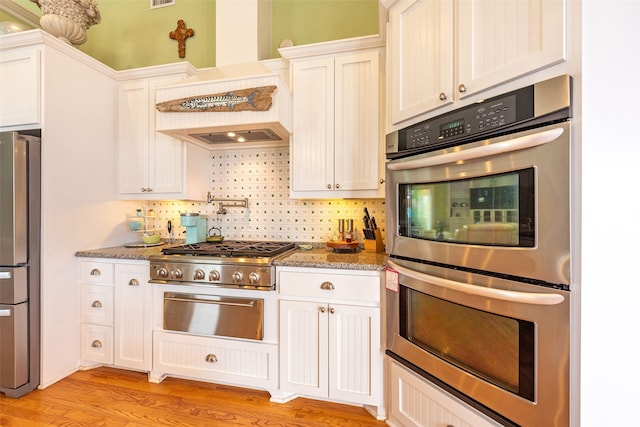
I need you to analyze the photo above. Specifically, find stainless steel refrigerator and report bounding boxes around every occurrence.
[0,131,40,398]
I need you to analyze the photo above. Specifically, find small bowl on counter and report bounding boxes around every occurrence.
[141,233,161,244]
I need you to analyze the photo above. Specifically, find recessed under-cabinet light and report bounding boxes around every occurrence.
[150,0,175,9]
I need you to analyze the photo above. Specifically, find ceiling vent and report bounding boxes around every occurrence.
[151,0,175,9]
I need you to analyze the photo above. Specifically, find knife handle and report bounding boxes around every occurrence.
[370,217,378,230]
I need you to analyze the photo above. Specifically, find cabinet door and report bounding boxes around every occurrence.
[117,77,186,197]
[290,57,334,193]
[457,0,566,98]
[114,263,151,371]
[329,303,380,405]
[388,0,453,124]
[279,299,328,397]
[334,51,381,192]
[0,48,41,127]
[118,81,151,194]
[147,78,184,194]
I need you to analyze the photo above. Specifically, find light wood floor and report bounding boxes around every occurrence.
[0,367,386,426]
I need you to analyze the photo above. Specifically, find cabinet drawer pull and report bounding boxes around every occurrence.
[320,306,326,313]
[320,281,334,290]
[335,183,340,189]
[327,184,332,189]
[90,268,101,276]
[128,278,139,286]
[91,340,103,348]
[329,307,335,314]
[205,354,218,363]
[439,92,447,101]
[458,83,467,93]
[91,300,103,308]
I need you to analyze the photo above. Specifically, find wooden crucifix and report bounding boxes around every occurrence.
[169,19,194,58]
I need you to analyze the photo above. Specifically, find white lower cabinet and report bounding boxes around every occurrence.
[113,262,151,371]
[388,358,500,427]
[278,267,384,417]
[150,331,278,392]
[80,260,115,365]
[80,259,151,372]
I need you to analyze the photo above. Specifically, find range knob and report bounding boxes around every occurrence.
[232,271,243,283]
[193,269,205,280]
[169,268,183,279]
[248,272,260,285]
[155,267,169,278]
[209,270,221,281]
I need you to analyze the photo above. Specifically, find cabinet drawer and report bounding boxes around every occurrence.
[389,359,499,427]
[81,284,114,325]
[81,324,113,365]
[153,331,277,390]
[80,261,115,284]
[279,270,381,303]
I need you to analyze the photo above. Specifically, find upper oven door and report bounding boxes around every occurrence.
[386,121,571,287]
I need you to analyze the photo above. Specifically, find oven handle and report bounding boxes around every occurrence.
[164,295,256,308]
[387,127,564,171]
[387,260,565,305]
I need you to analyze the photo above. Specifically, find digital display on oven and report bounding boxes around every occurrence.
[439,118,465,138]
[440,119,465,131]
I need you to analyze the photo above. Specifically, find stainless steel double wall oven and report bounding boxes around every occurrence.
[385,75,573,426]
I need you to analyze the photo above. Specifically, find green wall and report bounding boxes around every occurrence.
[271,0,379,55]
[8,0,378,71]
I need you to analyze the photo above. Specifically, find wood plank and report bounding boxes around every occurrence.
[0,367,385,426]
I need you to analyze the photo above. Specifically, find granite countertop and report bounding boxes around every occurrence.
[75,244,387,270]
[273,247,387,271]
[75,244,168,260]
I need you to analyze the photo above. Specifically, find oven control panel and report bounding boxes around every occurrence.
[397,93,521,154]
[386,74,573,160]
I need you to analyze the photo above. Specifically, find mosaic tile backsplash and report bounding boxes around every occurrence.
[135,145,386,244]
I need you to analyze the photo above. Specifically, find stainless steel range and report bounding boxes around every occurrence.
[149,240,296,290]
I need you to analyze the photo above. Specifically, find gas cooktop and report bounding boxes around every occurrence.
[161,240,296,258]
[149,241,297,290]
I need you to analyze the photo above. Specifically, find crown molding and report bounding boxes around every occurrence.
[0,0,40,27]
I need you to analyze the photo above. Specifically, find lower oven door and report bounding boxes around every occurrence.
[386,257,570,427]
[164,293,264,340]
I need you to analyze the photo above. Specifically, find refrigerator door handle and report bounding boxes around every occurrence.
[0,308,11,316]
[0,271,12,279]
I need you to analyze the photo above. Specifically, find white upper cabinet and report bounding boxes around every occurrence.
[117,66,208,200]
[0,47,41,128]
[282,36,385,199]
[387,0,566,125]
[456,0,567,98]
[388,0,454,125]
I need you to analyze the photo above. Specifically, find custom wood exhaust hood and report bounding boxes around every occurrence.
[155,62,291,149]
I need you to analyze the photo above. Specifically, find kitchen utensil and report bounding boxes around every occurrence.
[370,217,378,230]
[142,234,161,244]
[206,226,224,243]
[180,213,201,227]
[364,207,371,223]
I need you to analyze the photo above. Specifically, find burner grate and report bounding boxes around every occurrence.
[161,240,295,257]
